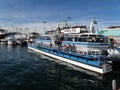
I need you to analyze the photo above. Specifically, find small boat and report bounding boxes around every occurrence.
[0,29,7,39]
[6,33,18,45]
[6,32,27,45]
[6,35,15,45]
[14,34,27,45]
[28,18,112,75]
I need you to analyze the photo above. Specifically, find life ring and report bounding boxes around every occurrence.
[78,51,84,55]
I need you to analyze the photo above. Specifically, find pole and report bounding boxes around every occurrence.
[43,21,46,34]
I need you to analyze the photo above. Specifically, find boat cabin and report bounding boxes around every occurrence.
[56,33,110,44]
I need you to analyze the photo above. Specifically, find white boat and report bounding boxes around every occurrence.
[28,18,112,75]
[14,34,27,45]
[6,32,27,45]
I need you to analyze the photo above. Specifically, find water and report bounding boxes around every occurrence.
[0,45,120,90]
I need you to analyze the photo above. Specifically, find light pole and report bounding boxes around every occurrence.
[43,21,46,34]
[25,27,29,34]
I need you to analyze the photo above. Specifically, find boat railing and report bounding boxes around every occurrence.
[87,49,107,64]
[36,42,107,64]
[34,43,110,67]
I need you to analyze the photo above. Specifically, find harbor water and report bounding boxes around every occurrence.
[0,45,120,90]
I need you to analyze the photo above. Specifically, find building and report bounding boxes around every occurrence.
[100,26,120,44]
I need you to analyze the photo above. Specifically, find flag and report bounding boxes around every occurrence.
[68,16,71,20]
[92,18,97,24]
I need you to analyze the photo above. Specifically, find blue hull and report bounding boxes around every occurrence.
[28,43,112,75]
[28,44,108,68]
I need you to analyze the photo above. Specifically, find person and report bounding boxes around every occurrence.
[111,40,114,49]
[72,37,75,42]
[110,39,117,52]
[50,42,52,48]
[92,37,96,42]
[58,38,62,46]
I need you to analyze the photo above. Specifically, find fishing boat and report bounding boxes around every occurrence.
[28,18,112,75]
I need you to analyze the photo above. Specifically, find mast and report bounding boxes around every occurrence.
[89,18,97,33]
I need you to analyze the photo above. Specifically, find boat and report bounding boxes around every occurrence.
[14,34,27,45]
[0,29,7,39]
[28,18,112,75]
[0,29,7,44]
[6,35,15,45]
[0,29,7,45]
[6,32,27,45]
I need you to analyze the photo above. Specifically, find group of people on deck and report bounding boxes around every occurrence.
[55,35,63,48]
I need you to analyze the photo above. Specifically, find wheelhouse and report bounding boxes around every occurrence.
[35,35,56,48]
[36,35,51,40]
[60,33,111,43]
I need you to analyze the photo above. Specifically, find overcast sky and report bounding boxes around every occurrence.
[0,0,120,34]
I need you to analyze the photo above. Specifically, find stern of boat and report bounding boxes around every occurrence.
[102,64,112,74]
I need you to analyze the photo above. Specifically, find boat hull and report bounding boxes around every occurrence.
[28,44,112,75]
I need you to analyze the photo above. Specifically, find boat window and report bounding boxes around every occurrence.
[96,35,109,43]
[74,37,78,41]
[78,37,82,42]
[61,37,64,41]
[68,37,72,41]
[80,35,88,38]
[62,34,110,43]
[87,35,97,42]
[99,38,108,43]
[87,35,109,43]
[36,36,51,40]
[96,38,100,42]
[87,37,92,42]
[64,37,70,41]
[44,36,51,40]
[36,36,41,39]
[63,37,71,41]
[63,34,109,43]
[82,38,88,42]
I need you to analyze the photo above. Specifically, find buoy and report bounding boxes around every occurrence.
[112,79,116,90]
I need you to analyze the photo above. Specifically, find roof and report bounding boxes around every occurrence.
[100,29,120,36]
[107,26,120,29]
[0,29,6,32]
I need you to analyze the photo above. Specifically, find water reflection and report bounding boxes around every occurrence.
[0,45,120,90]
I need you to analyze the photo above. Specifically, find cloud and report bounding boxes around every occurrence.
[0,0,63,25]
[1,0,120,34]
[2,22,58,34]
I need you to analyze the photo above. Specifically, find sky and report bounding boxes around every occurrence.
[0,0,120,34]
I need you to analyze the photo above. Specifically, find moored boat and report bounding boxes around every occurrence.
[28,19,112,75]
[0,29,7,39]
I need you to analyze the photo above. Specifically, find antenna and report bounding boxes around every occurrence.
[89,18,97,33]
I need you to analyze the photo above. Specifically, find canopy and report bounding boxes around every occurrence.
[100,29,120,36]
